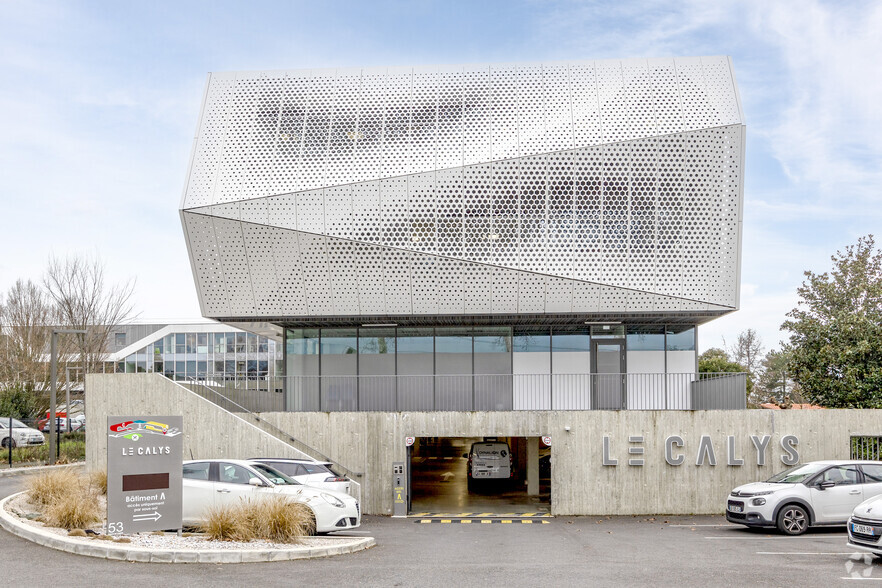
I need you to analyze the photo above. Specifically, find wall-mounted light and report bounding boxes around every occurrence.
[564,426,571,432]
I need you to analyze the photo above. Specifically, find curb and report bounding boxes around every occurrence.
[0,462,85,478]
[0,493,375,563]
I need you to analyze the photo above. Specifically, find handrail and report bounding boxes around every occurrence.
[183,377,364,482]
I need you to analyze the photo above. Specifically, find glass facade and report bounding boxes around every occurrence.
[113,330,282,384]
[284,324,696,377]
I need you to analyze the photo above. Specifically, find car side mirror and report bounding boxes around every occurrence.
[248,477,263,486]
[817,481,835,490]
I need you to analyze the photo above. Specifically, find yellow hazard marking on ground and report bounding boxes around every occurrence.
[408,512,552,518]
[414,519,549,524]
[481,520,492,524]
[461,520,472,524]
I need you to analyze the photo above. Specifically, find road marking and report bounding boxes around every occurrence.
[414,519,550,525]
[841,578,882,581]
[757,552,857,555]
[670,524,739,527]
[705,536,843,539]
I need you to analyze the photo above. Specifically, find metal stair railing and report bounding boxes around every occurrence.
[183,378,363,502]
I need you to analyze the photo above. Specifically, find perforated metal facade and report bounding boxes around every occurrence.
[181,57,744,324]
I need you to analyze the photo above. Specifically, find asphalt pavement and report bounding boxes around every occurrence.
[2,474,881,587]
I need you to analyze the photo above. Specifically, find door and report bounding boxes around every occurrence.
[214,461,263,506]
[182,461,215,524]
[809,465,864,522]
[592,340,626,409]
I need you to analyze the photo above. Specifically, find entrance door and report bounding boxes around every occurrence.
[592,340,625,409]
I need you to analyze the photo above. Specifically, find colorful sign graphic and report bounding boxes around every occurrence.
[109,420,182,441]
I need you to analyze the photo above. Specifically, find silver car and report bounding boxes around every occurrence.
[248,458,351,494]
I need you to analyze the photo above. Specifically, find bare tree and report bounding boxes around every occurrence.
[725,329,765,382]
[0,279,56,416]
[43,255,137,374]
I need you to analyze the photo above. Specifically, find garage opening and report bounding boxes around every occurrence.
[409,437,551,515]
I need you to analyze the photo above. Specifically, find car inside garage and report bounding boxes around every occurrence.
[408,436,551,514]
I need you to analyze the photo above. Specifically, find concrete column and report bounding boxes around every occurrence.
[527,436,539,496]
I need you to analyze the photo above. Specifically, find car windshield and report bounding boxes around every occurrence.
[250,463,300,485]
[301,463,332,475]
[0,419,29,429]
[766,463,828,484]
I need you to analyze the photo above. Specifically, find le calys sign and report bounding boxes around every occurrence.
[107,416,183,534]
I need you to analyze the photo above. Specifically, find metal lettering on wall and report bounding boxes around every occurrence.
[602,434,800,467]
[107,416,183,534]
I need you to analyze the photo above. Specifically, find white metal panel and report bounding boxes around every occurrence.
[355,242,386,314]
[182,211,227,316]
[273,227,307,315]
[383,246,412,314]
[182,58,745,319]
[327,237,359,315]
[242,221,280,315]
[212,217,254,316]
[297,232,332,315]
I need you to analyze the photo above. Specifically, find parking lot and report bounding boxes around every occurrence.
[1,474,881,586]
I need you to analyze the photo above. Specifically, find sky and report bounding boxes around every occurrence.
[1,0,880,354]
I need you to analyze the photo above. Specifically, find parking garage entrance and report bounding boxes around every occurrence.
[408,437,551,515]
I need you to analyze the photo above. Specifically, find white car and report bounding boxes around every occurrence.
[182,459,360,534]
[726,461,882,535]
[847,487,882,555]
[0,418,45,448]
[247,458,351,494]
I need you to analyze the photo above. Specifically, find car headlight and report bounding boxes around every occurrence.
[751,497,767,506]
[321,493,345,508]
[750,491,775,497]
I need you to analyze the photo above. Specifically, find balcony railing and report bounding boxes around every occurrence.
[183,372,746,412]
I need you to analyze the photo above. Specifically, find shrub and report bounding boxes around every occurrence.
[201,497,313,543]
[89,469,107,495]
[43,491,101,529]
[26,468,80,506]
[239,496,313,543]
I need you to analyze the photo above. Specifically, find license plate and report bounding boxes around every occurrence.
[853,524,874,536]
[728,504,743,513]
[474,471,490,478]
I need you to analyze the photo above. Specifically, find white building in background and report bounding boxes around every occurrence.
[179,56,745,412]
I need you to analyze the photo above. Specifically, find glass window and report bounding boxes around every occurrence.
[153,361,162,374]
[214,333,225,354]
[589,324,625,338]
[286,329,319,355]
[551,328,590,352]
[258,337,269,353]
[473,327,511,353]
[197,361,207,378]
[235,333,246,354]
[182,462,211,480]
[666,326,696,351]
[175,333,186,354]
[175,361,185,380]
[226,333,235,353]
[862,465,882,483]
[246,333,258,353]
[627,325,665,351]
[819,466,860,486]
[320,329,357,354]
[397,328,433,353]
[197,333,208,354]
[436,328,472,353]
[218,463,257,485]
[358,329,396,354]
[153,340,163,355]
[513,328,550,352]
[214,360,224,375]
[115,332,126,347]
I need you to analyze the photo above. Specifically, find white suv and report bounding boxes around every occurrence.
[726,461,882,535]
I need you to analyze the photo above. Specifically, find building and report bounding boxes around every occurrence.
[180,57,745,413]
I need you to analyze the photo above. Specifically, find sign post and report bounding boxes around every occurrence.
[106,416,183,535]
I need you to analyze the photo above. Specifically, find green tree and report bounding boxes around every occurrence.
[699,347,745,373]
[0,384,41,419]
[781,235,882,408]
[756,349,804,404]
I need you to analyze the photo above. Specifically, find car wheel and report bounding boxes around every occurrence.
[777,504,809,535]
[1,437,15,449]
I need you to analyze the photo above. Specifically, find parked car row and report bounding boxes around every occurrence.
[182,458,359,534]
[726,459,882,556]
[37,415,85,432]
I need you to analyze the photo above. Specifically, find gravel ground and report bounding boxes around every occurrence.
[5,492,343,551]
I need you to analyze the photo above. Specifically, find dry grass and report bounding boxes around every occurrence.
[26,469,81,506]
[42,486,101,529]
[89,469,107,495]
[202,503,252,542]
[26,469,101,529]
[201,496,314,543]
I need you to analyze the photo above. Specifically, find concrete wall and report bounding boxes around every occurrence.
[88,374,882,517]
[86,374,308,471]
